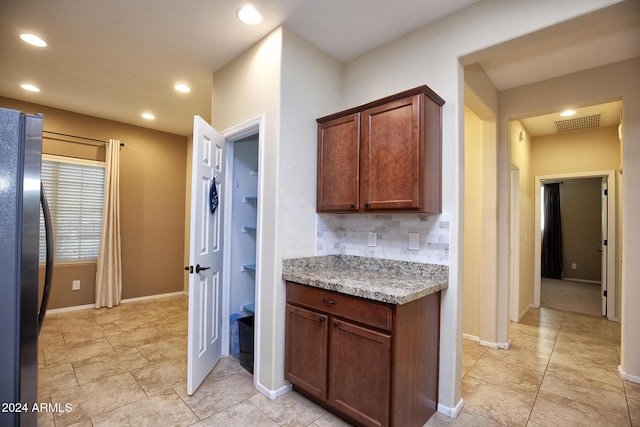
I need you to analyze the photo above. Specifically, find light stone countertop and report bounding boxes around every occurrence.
[282,255,448,305]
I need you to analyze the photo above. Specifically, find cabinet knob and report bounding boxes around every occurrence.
[350,203,355,209]
[319,317,325,322]
[333,321,339,328]
[365,202,369,208]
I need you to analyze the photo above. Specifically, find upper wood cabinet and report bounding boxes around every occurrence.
[317,86,444,213]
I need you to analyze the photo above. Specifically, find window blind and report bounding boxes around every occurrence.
[39,155,105,264]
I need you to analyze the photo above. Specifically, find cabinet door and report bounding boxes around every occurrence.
[285,304,329,399]
[329,319,391,427]
[361,95,422,210]
[317,113,360,212]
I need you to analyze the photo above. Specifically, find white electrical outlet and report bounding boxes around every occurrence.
[409,232,420,250]
[72,280,81,291]
[368,231,377,247]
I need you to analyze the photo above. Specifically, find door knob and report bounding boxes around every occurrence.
[195,264,211,273]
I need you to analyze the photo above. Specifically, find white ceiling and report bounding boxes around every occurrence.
[0,0,638,137]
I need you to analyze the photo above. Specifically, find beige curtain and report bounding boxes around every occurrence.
[95,139,122,308]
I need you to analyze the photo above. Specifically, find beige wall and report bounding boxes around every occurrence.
[0,96,188,309]
[510,121,535,320]
[463,106,482,338]
[531,126,620,176]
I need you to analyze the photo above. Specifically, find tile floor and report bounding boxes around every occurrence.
[37,295,639,426]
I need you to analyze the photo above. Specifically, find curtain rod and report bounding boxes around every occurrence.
[43,130,125,147]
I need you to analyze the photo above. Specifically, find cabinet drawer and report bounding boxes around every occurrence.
[286,281,392,331]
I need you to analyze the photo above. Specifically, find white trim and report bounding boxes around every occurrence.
[479,339,511,350]
[510,166,521,323]
[120,291,186,304]
[437,398,464,418]
[255,381,292,400]
[221,114,266,390]
[46,291,187,314]
[618,365,640,384]
[462,333,479,342]
[561,277,601,284]
[42,153,105,168]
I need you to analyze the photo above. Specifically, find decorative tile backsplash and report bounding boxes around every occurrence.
[316,213,450,265]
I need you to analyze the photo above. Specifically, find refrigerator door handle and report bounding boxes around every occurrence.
[38,181,54,336]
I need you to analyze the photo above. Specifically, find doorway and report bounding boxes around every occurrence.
[533,171,616,320]
[221,116,264,383]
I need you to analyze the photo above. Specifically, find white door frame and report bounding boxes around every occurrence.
[510,165,521,322]
[533,170,616,320]
[221,115,265,387]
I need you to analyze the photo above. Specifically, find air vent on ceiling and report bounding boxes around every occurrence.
[554,114,602,133]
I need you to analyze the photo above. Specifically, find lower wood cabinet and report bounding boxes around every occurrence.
[285,281,440,427]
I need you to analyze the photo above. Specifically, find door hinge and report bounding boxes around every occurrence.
[604,290,608,297]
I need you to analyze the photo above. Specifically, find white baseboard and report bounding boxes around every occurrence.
[46,291,187,314]
[619,365,640,384]
[462,333,479,342]
[120,291,186,304]
[437,398,464,418]
[518,304,533,322]
[478,339,511,350]
[255,381,292,400]
[562,277,601,284]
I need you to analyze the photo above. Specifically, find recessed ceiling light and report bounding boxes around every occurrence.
[174,83,191,93]
[237,5,263,25]
[20,84,40,92]
[20,33,47,47]
[141,113,155,120]
[560,109,576,117]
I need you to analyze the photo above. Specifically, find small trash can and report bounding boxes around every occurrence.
[237,315,254,374]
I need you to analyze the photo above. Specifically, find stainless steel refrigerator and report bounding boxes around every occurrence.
[0,107,54,427]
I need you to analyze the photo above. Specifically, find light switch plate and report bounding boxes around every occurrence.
[409,232,420,250]
[368,231,377,247]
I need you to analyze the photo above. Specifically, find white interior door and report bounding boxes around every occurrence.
[600,179,608,317]
[187,116,225,395]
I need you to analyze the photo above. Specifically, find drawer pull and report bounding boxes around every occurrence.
[323,298,337,305]
[319,317,325,322]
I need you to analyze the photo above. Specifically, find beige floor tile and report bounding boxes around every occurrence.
[540,363,628,415]
[424,408,502,426]
[461,376,536,426]
[509,321,560,341]
[91,389,198,427]
[507,331,556,355]
[482,346,550,374]
[50,372,146,426]
[38,362,78,397]
[104,325,167,349]
[465,356,543,394]
[548,349,621,387]
[310,409,354,427]
[43,338,115,367]
[176,359,259,419]
[249,391,326,426]
[461,339,487,376]
[136,335,188,363]
[552,336,619,365]
[528,389,630,426]
[73,347,149,385]
[131,357,187,396]
[193,400,278,426]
